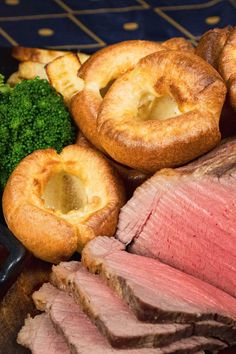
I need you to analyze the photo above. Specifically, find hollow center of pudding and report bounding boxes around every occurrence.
[137,94,181,121]
[42,172,87,214]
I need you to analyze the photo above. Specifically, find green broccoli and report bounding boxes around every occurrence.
[0,75,76,189]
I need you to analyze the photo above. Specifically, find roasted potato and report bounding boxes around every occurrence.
[46,52,84,105]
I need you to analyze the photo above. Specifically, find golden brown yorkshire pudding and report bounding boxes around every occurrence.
[162,37,195,53]
[76,132,149,196]
[70,40,164,150]
[196,26,236,110]
[3,145,125,263]
[97,50,226,173]
[195,26,232,69]
[218,28,236,110]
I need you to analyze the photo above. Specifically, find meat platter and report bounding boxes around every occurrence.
[0,31,236,354]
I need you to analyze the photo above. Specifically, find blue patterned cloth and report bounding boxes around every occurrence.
[0,0,235,52]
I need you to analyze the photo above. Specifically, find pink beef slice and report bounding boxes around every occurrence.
[17,313,70,354]
[33,283,226,354]
[82,237,236,325]
[116,138,236,298]
[50,262,192,348]
[51,262,236,347]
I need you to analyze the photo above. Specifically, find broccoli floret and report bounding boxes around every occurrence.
[0,76,76,189]
[0,73,12,95]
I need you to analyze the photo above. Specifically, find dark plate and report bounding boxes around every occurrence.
[0,47,29,298]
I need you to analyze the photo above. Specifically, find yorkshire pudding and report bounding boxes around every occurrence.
[70,40,164,150]
[196,26,236,110]
[76,132,149,196]
[3,145,125,263]
[162,37,195,53]
[219,28,236,110]
[71,39,194,151]
[195,27,232,69]
[97,50,226,172]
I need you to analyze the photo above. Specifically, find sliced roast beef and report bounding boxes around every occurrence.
[116,138,236,298]
[51,262,236,347]
[82,237,236,325]
[50,262,192,348]
[17,313,70,354]
[32,283,170,354]
[33,283,226,354]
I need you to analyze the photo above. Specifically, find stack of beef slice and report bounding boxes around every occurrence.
[17,138,236,354]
